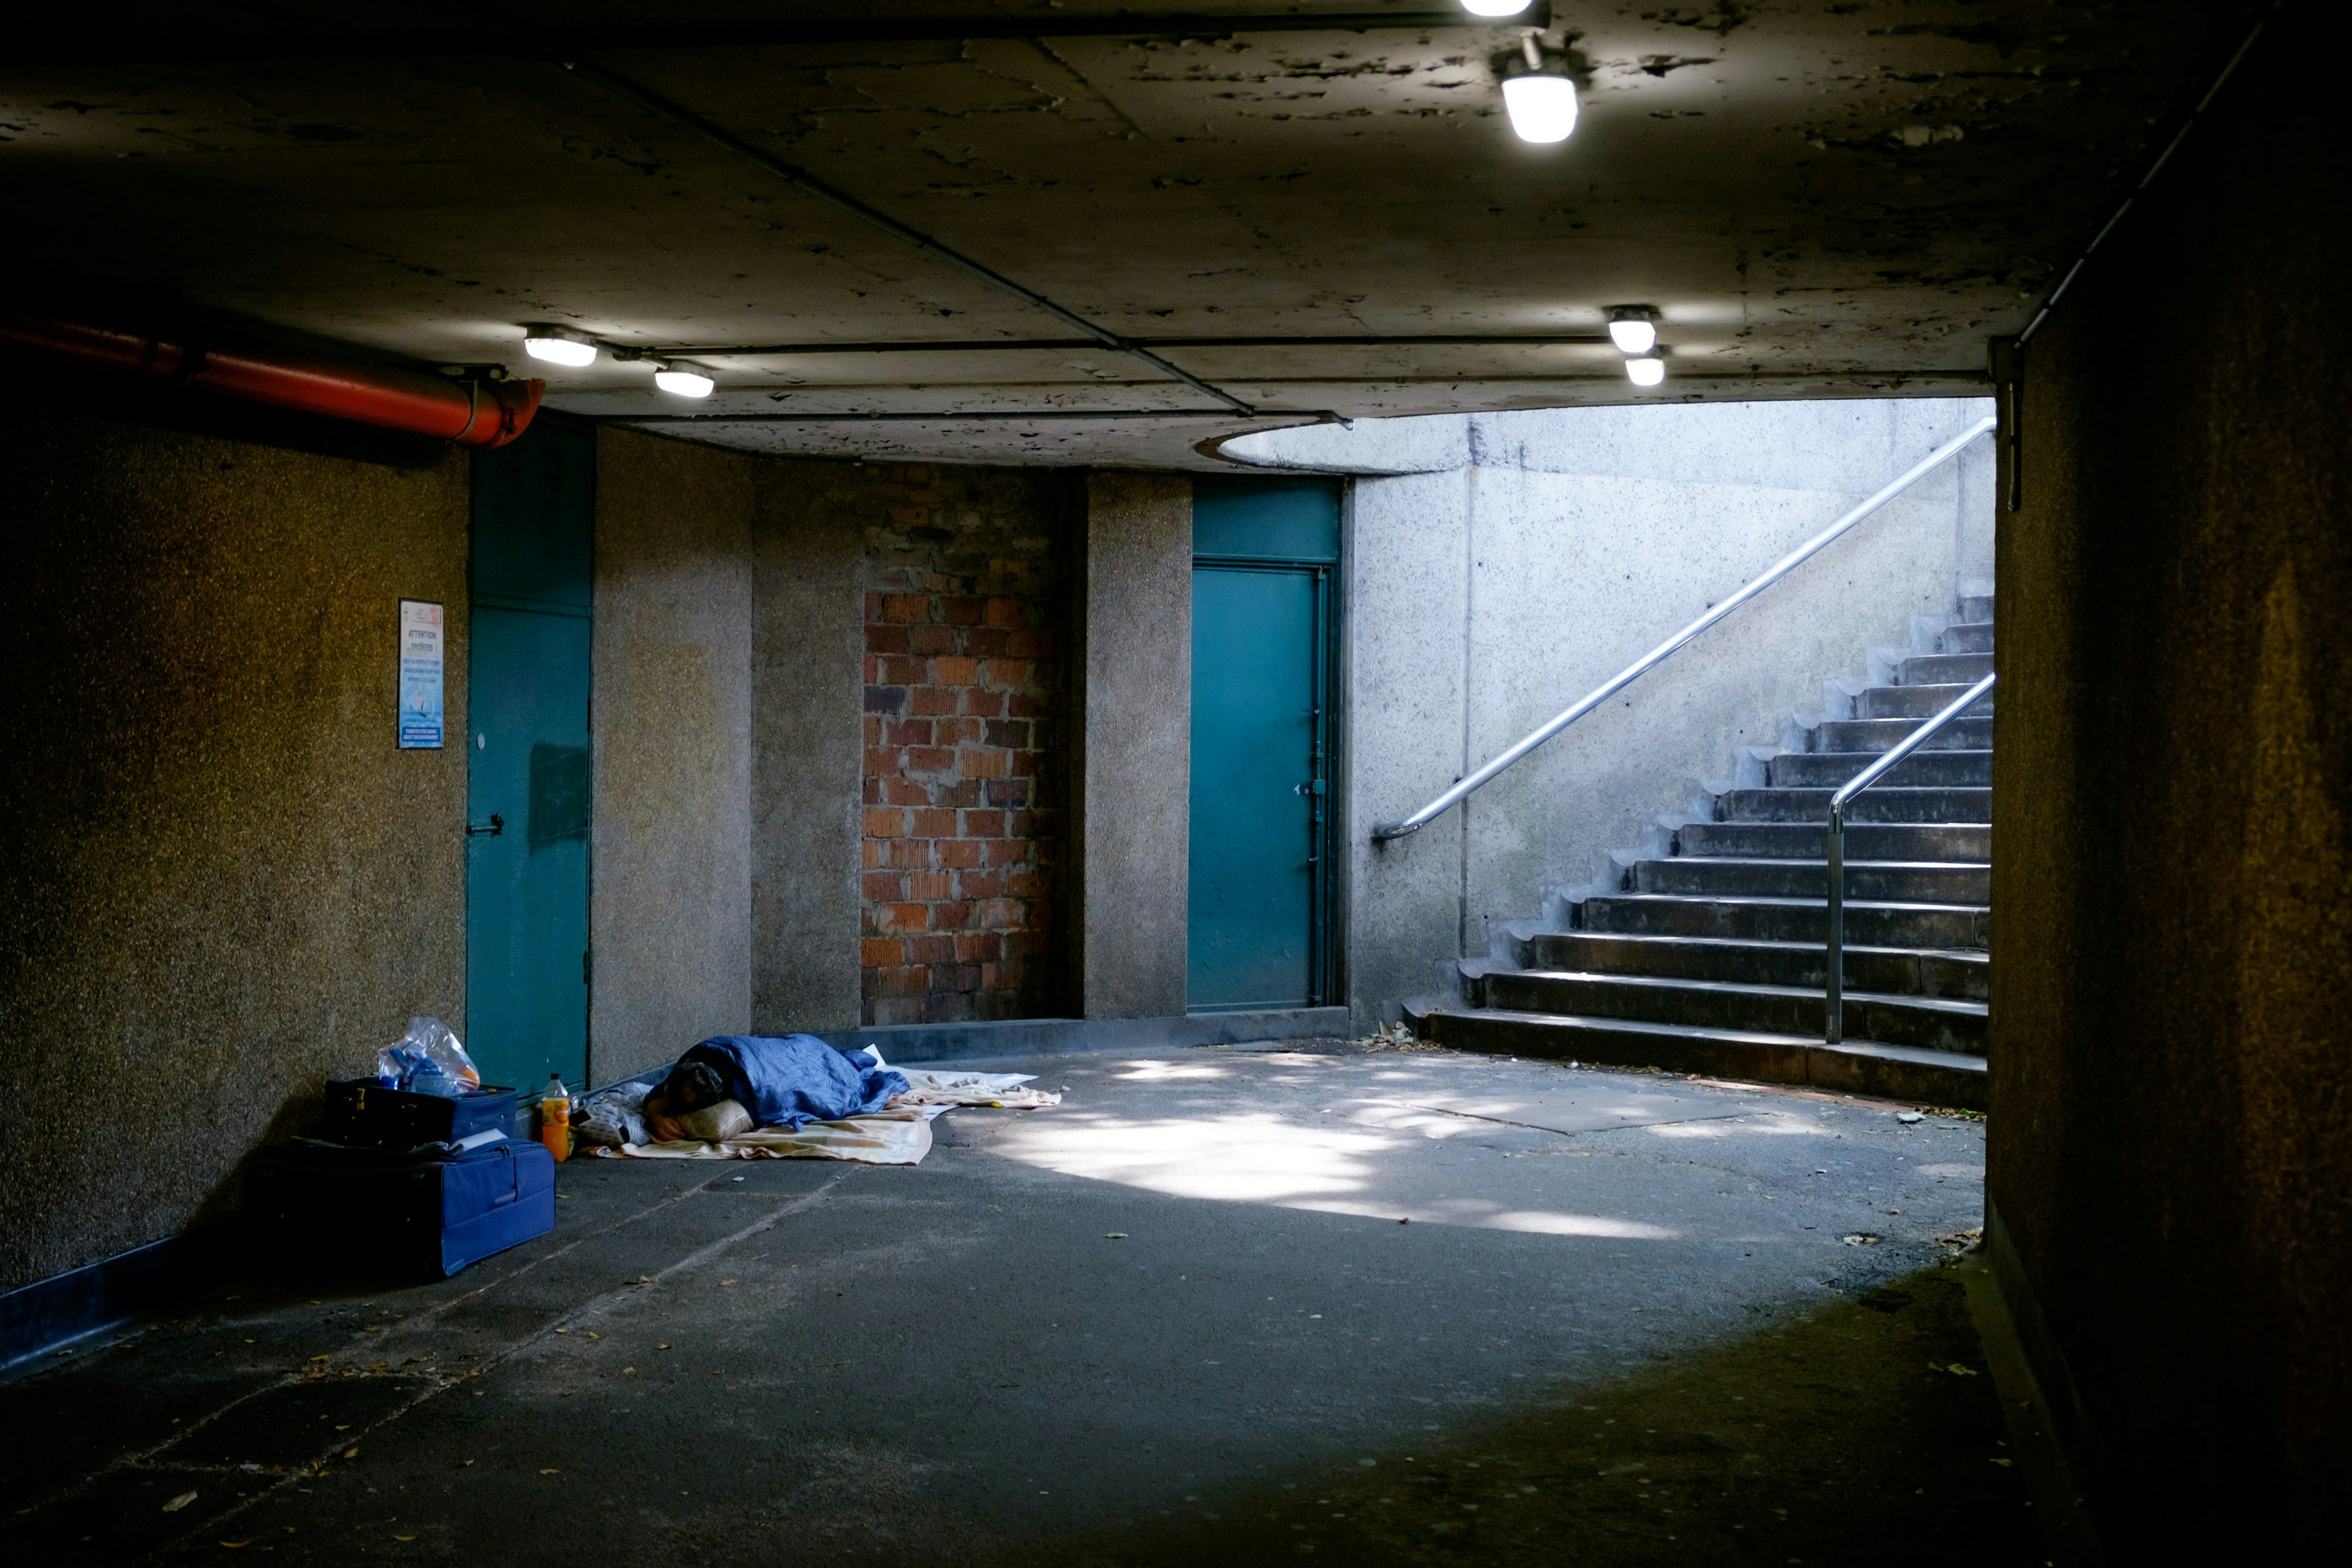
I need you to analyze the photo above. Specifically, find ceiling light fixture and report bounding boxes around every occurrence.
[1607,318,1658,355]
[1460,0,1534,16]
[520,325,597,368]
[1501,35,1578,144]
[1626,356,1666,388]
[654,362,715,398]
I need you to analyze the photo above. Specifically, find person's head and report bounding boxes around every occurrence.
[654,1059,727,1115]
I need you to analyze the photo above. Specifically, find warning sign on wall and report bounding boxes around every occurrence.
[399,600,445,749]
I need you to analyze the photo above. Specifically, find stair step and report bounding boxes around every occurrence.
[1939,621,1994,654]
[1896,652,1993,685]
[1716,786,1992,825]
[1860,684,1996,720]
[1632,856,1990,902]
[1675,821,1990,861]
[1958,594,1995,623]
[1415,1008,1989,1109]
[1579,892,1989,947]
[1766,749,1991,789]
[1519,930,1989,1001]
[1478,970,1987,1054]
[1811,716,1992,754]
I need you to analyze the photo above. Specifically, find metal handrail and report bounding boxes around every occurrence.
[1371,414,1997,843]
[1823,671,1995,1044]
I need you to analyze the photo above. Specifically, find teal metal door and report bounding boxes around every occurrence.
[1188,477,1341,1011]
[466,421,593,1093]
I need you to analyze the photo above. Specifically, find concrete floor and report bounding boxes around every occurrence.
[1,1043,2045,1565]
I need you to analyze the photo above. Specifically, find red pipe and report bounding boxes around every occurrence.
[0,311,543,448]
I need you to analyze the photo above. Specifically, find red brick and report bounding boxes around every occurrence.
[958,869,1003,900]
[861,870,907,902]
[861,937,905,967]
[965,626,1009,657]
[878,964,929,996]
[962,688,1005,718]
[912,807,959,838]
[863,748,899,777]
[948,717,984,747]
[864,592,885,619]
[962,809,1006,838]
[984,597,1022,628]
[934,655,980,685]
[978,899,1024,929]
[864,685,905,715]
[941,596,984,625]
[922,992,976,1024]
[908,687,959,718]
[910,623,959,655]
[862,777,880,805]
[883,594,930,624]
[954,931,1003,963]
[883,777,928,806]
[960,748,1009,780]
[1006,809,1041,837]
[1007,693,1049,718]
[1006,629,1053,658]
[983,838,1028,868]
[995,658,1042,690]
[908,870,954,902]
[863,807,905,839]
[1006,869,1049,898]
[908,933,956,965]
[865,625,910,655]
[884,719,932,748]
[878,655,925,686]
[934,779,982,808]
[861,839,885,869]
[905,745,955,772]
[933,901,973,930]
[938,839,984,869]
[869,997,923,1027]
[875,903,930,934]
[985,778,1030,807]
[883,838,929,869]
[984,718,1032,749]
[1010,750,1044,779]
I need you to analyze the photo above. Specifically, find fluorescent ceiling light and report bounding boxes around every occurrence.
[1460,0,1533,15]
[654,364,715,398]
[521,331,597,368]
[1502,74,1578,144]
[1626,356,1666,387]
[1608,318,1659,355]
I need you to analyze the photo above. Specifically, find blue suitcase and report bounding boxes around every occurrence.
[247,1136,556,1278]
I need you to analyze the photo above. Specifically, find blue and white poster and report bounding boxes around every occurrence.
[398,599,445,749]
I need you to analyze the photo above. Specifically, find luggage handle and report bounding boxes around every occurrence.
[491,1144,518,1207]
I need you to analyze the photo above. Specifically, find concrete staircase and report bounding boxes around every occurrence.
[1410,595,1994,1109]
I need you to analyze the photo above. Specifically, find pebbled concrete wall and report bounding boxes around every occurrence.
[0,406,469,1295]
[1989,9,2351,1555]
[1072,473,1193,1019]
[1306,398,1995,1025]
[590,429,755,1082]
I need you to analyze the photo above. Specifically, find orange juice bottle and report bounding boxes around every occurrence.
[538,1074,571,1163]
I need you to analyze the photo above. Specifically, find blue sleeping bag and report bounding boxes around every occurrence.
[677,1035,909,1131]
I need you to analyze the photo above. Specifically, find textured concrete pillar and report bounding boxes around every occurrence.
[748,472,866,1035]
[1072,473,1192,1017]
[592,429,756,1082]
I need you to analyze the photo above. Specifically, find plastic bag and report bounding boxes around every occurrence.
[376,1016,483,1096]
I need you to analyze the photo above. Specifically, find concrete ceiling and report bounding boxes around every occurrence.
[2,2,2264,468]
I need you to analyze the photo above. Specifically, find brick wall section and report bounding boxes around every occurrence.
[859,465,1076,1025]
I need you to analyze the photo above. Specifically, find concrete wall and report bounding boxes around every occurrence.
[1307,399,1995,1022]
[0,407,469,1294]
[749,467,865,1036]
[1989,9,2350,1553]
[590,429,756,1083]
[1072,473,1193,1019]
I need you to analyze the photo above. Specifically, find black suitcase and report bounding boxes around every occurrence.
[320,1078,517,1149]
[246,1137,556,1279]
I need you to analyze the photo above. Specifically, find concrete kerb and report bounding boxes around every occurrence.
[824,1005,1352,1066]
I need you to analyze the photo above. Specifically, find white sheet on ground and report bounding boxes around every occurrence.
[592,1068,1057,1165]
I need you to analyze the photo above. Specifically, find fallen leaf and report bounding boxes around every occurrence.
[1989,1458,2012,1467]
[656,1344,671,1351]
[584,1332,601,1340]
[540,1468,559,1475]
[361,1326,382,1335]
[622,1366,636,1374]
[308,1355,330,1363]
[342,1447,359,1460]
[394,1534,417,1541]
[553,1327,570,1335]
[461,1460,475,1468]
[162,1491,198,1512]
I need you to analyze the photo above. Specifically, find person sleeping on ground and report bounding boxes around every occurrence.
[633,1034,910,1144]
